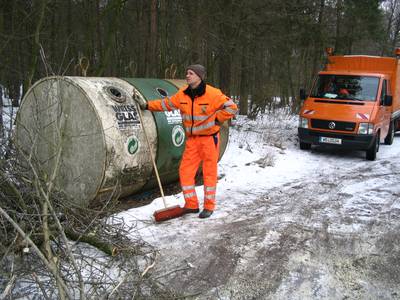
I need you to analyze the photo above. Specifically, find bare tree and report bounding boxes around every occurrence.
[26,0,49,90]
[0,86,3,140]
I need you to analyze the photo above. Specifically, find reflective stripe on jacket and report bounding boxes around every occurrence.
[147,84,238,136]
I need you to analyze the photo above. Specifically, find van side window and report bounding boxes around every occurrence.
[380,80,387,105]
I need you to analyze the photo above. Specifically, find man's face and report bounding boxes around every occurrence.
[186,69,201,87]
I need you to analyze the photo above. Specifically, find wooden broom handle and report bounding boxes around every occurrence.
[135,93,168,208]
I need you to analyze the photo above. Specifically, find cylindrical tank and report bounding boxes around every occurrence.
[15,76,230,207]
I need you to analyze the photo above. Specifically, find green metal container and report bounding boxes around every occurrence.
[15,76,230,207]
[121,78,186,190]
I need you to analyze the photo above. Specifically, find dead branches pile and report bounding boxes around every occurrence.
[0,129,178,299]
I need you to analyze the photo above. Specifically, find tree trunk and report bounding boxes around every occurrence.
[0,86,3,139]
[391,4,400,51]
[381,0,398,56]
[311,0,325,81]
[219,48,231,94]
[96,0,125,76]
[26,0,48,90]
[334,0,343,54]
[239,43,249,115]
[159,0,168,77]
[149,0,158,77]
[96,0,103,64]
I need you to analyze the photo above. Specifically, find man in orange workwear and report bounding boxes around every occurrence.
[134,64,237,218]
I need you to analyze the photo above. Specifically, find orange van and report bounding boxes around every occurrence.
[298,49,400,160]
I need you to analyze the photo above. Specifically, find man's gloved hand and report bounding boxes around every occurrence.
[132,91,148,110]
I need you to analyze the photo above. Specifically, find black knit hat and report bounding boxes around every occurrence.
[186,64,206,80]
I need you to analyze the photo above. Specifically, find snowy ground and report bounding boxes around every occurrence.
[0,96,17,149]
[114,111,400,298]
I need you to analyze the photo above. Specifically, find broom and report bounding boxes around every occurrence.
[134,92,184,222]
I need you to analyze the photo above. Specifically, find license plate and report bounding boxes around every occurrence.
[319,136,342,145]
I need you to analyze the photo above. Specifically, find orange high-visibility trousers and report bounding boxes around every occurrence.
[179,134,220,211]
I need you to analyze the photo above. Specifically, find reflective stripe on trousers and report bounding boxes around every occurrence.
[204,185,216,211]
[181,184,198,209]
[179,134,220,210]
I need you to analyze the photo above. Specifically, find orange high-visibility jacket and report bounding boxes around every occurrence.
[148,84,238,136]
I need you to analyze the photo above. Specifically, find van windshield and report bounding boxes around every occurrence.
[310,75,379,101]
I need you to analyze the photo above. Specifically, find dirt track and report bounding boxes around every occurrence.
[147,147,400,299]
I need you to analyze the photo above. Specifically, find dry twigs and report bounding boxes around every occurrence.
[0,74,180,299]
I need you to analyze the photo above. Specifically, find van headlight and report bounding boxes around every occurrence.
[299,117,309,128]
[358,123,374,135]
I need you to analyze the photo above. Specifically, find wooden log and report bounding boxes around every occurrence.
[65,229,118,256]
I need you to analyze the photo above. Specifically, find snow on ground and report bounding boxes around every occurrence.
[118,112,303,216]
[114,111,364,240]
[113,111,400,299]
[0,94,17,145]
[114,111,310,240]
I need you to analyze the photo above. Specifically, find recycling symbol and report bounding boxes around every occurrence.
[172,125,185,147]
[127,136,139,155]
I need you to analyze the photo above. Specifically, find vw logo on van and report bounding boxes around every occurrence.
[328,122,336,129]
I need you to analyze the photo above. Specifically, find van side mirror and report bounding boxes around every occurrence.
[384,95,393,106]
[300,88,307,101]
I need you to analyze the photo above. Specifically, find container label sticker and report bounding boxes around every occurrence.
[127,136,139,155]
[164,110,182,124]
[172,125,185,147]
[112,105,140,130]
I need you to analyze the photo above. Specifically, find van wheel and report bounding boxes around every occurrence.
[300,142,311,150]
[366,132,380,161]
[384,121,394,145]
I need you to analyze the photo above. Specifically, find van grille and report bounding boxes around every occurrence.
[311,119,356,131]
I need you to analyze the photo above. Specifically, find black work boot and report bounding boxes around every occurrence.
[199,209,213,219]
[182,208,200,214]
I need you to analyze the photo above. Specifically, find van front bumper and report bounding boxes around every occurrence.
[298,128,374,150]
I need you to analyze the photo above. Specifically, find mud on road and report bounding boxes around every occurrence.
[148,151,400,299]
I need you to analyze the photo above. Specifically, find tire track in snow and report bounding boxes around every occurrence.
[159,151,400,299]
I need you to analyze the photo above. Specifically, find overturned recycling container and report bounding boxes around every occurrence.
[15,77,230,207]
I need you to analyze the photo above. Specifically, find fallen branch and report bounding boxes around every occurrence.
[0,206,73,299]
[64,228,118,256]
[0,274,16,300]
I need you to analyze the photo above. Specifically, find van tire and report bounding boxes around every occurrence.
[366,132,380,161]
[300,142,311,150]
[384,121,394,145]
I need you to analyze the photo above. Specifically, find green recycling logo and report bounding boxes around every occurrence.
[127,136,139,155]
[172,125,185,147]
